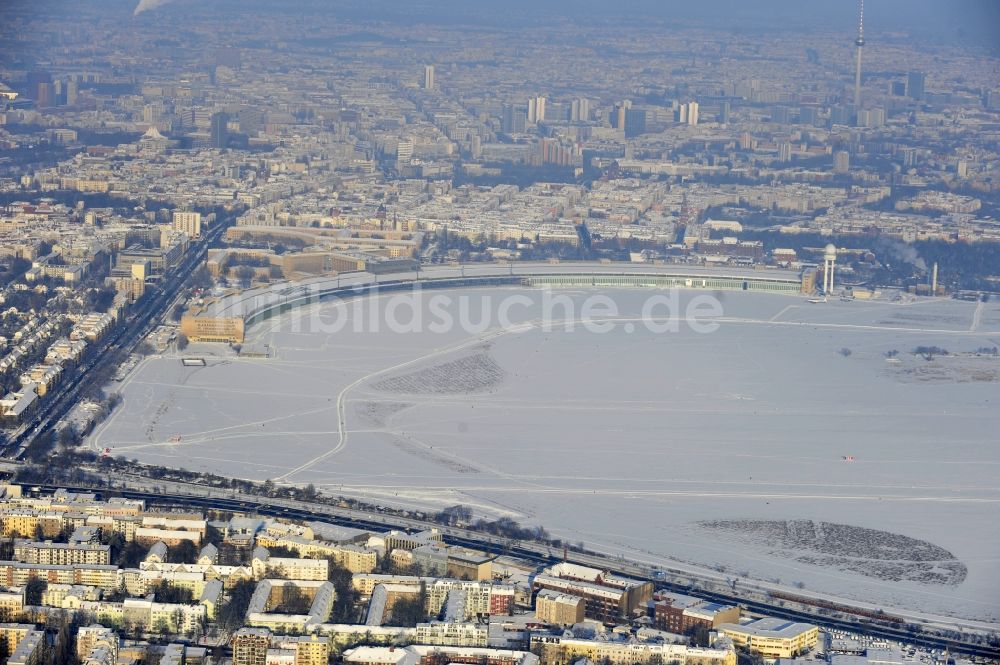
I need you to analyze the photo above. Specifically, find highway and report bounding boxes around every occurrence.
[21,476,999,660]
[1,216,231,459]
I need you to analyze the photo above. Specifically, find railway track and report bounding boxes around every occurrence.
[2,218,230,459]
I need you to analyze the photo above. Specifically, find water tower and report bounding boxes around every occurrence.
[823,243,837,294]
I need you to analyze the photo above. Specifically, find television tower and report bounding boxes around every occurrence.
[854,0,865,108]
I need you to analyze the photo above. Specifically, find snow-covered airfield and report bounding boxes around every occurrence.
[91,269,1000,622]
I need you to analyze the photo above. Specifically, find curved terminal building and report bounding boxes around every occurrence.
[181,263,813,343]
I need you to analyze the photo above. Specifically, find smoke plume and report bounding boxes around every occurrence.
[134,0,174,15]
[876,238,927,272]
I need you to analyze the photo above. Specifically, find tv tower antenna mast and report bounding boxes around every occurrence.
[854,0,865,108]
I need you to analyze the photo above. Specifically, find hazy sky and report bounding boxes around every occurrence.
[5,0,1000,47]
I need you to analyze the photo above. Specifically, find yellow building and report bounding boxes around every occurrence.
[75,180,111,193]
[529,635,737,665]
[72,565,122,590]
[0,512,39,538]
[4,627,44,665]
[321,624,416,648]
[384,529,443,553]
[0,562,119,592]
[85,515,140,542]
[535,590,584,626]
[41,583,102,608]
[107,272,146,302]
[116,597,205,634]
[75,624,118,662]
[252,551,329,581]
[198,579,223,620]
[280,252,367,275]
[0,624,35,657]
[141,513,203,531]
[127,569,208,598]
[352,573,424,597]
[180,314,245,344]
[254,535,378,574]
[294,634,330,665]
[134,527,202,547]
[329,545,378,574]
[718,619,818,660]
[0,587,25,621]
[447,548,493,581]
[800,268,817,294]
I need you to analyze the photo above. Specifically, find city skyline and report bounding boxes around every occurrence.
[0,1,998,663]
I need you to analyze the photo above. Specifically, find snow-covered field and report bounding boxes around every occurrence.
[90,287,1000,621]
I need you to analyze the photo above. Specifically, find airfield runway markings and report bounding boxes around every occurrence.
[392,428,558,494]
[109,427,347,451]
[270,483,1000,504]
[971,299,985,332]
[95,293,1000,617]
[134,449,298,474]
[346,395,967,420]
[309,456,998,493]
[468,313,997,338]
[274,319,547,483]
[89,354,157,452]
[305,482,527,519]
[274,329,519,482]
[107,399,339,449]
[125,379,325,400]
[768,303,799,322]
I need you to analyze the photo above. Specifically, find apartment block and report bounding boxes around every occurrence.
[13,539,111,566]
[535,590,584,626]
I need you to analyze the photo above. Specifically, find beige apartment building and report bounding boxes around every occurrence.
[291,634,330,665]
[252,549,329,581]
[535,590,585,626]
[173,211,202,238]
[232,627,271,665]
[0,587,24,621]
[0,561,121,591]
[75,624,118,662]
[254,534,378,574]
[529,634,736,665]
[13,540,111,566]
[414,621,488,647]
[0,624,36,658]
[231,628,330,665]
